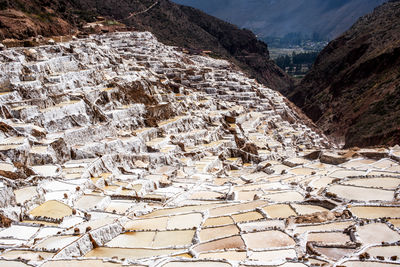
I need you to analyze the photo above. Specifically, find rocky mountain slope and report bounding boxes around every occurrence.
[0,30,400,267]
[287,0,400,148]
[172,0,386,40]
[0,0,292,92]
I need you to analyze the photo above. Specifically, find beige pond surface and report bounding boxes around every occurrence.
[85,248,185,259]
[307,232,351,244]
[289,168,315,175]
[167,213,203,230]
[31,165,59,176]
[203,216,234,227]
[75,195,107,210]
[0,162,14,171]
[343,177,400,189]
[199,225,239,242]
[313,247,356,261]
[107,230,195,248]
[231,211,263,223]
[154,230,195,247]
[291,204,329,215]
[14,186,37,204]
[357,223,400,245]
[125,217,169,231]
[248,249,297,262]
[294,221,354,234]
[0,261,31,267]
[343,261,399,267]
[198,251,246,261]
[209,201,267,217]
[242,231,295,249]
[389,219,400,228]
[265,191,304,202]
[29,200,72,220]
[263,204,297,218]
[350,206,400,219]
[327,184,394,201]
[40,260,126,267]
[365,245,400,259]
[34,235,79,250]
[239,220,286,232]
[0,250,54,261]
[329,170,365,178]
[310,177,335,189]
[193,236,245,253]
[341,159,376,169]
[163,261,231,267]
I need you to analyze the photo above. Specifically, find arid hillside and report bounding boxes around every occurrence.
[288,0,400,147]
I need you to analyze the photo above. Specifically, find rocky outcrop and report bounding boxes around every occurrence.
[288,0,400,147]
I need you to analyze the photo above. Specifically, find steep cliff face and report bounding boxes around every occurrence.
[288,0,400,147]
[0,0,292,92]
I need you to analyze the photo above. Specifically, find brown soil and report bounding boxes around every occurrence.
[0,213,12,228]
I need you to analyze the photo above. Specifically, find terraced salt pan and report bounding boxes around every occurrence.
[263,204,297,218]
[199,251,246,261]
[203,216,234,227]
[0,261,30,267]
[248,249,297,262]
[327,184,394,201]
[1,32,400,266]
[342,177,400,189]
[239,220,286,232]
[265,191,304,202]
[294,221,354,234]
[193,236,245,253]
[291,204,329,215]
[343,261,400,266]
[0,162,14,171]
[85,248,185,260]
[14,186,37,204]
[350,206,400,219]
[199,225,239,242]
[40,260,125,267]
[364,246,400,259]
[242,231,295,249]
[357,223,400,245]
[329,170,365,178]
[0,225,38,240]
[307,232,351,244]
[313,247,356,261]
[389,219,400,228]
[29,200,72,220]
[0,250,54,261]
[34,235,80,250]
[163,261,231,267]
[31,165,59,177]
[231,211,264,223]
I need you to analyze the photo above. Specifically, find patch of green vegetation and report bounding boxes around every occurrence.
[32,12,55,23]
[104,20,120,26]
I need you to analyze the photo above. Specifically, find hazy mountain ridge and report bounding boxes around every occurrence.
[288,0,400,147]
[172,0,387,40]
